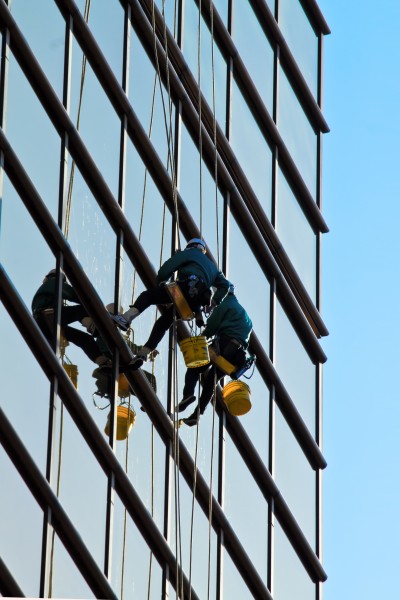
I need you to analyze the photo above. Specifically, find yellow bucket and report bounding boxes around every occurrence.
[222,380,251,416]
[118,373,130,398]
[63,364,78,389]
[179,336,210,368]
[104,405,136,441]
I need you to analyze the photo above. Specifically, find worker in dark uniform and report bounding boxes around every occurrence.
[112,238,230,368]
[32,269,111,367]
[176,284,253,426]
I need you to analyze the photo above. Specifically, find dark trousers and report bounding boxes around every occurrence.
[35,305,105,363]
[134,282,211,351]
[182,337,247,415]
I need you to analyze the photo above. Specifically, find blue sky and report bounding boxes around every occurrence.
[320,1,400,598]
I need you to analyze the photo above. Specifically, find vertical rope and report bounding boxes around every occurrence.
[64,0,91,240]
[208,5,220,595]
[150,0,181,248]
[209,1,220,269]
[48,4,91,595]
[120,396,132,600]
[188,414,200,600]
[197,0,203,239]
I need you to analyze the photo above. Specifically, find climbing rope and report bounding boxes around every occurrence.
[197,0,203,239]
[150,0,181,247]
[48,4,92,596]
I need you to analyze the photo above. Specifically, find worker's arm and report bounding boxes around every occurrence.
[156,252,186,284]
[211,272,230,305]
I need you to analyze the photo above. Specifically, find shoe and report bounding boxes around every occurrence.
[111,314,130,332]
[183,408,200,427]
[92,366,112,379]
[81,317,98,336]
[175,394,196,413]
[127,356,145,371]
[95,356,113,368]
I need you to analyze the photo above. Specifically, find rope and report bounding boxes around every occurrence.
[207,372,217,599]
[207,6,220,595]
[197,0,203,239]
[64,0,91,240]
[150,0,181,249]
[120,396,132,599]
[209,1,220,269]
[48,4,91,596]
[188,404,200,600]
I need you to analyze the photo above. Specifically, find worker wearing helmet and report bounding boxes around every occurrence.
[32,269,111,367]
[112,238,230,368]
[176,283,253,426]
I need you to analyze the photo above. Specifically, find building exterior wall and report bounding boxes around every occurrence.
[0,0,329,598]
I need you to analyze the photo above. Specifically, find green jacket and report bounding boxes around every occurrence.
[31,279,80,313]
[156,247,229,305]
[203,293,252,348]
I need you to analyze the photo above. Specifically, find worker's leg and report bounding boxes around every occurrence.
[142,305,174,351]
[176,364,209,413]
[113,286,171,331]
[63,326,110,364]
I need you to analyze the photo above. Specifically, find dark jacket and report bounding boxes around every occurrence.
[156,247,229,305]
[203,293,252,348]
[32,279,80,314]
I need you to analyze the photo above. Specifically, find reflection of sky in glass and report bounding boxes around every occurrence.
[276,168,317,301]
[274,520,315,599]
[275,300,316,434]
[233,0,274,115]
[278,67,317,200]
[225,436,269,579]
[183,0,227,130]
[231,80,273,216]
[279,0,319,98]
[275,406,316,547]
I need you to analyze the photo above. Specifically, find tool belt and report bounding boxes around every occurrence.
[177,275,208,299]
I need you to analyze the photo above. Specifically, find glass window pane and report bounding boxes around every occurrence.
[275,299,316,435]
[0,448,42,596]
[231,80,273,217]
[170,469,218,598]
[232,1,274,115]
[274,406,316,548]
[223,548,256,599]
[278,67,317,200]
[225,437,269,581]
[279,0,318,98]
[69,46,121,199]
[213,0,229,27]
[10,0,65,99]
[6,55,60,219]
[111,495,163,598]
[276,168,317,302]
[274,520,316,600]
[129,28,176,173]
[179,123,224,264]
[86,0,124,85]
[183,0,227,130]
[47,532,98,598]
[228,215,270,354]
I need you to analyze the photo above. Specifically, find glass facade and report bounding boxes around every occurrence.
[0,0,329,598]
